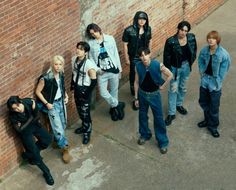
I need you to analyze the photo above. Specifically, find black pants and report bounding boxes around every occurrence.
[199,86,221,131]
[74,86,92,133]
[20,122,52,163]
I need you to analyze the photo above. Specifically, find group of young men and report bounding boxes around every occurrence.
[7,11,231,186]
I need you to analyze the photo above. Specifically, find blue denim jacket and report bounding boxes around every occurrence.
[136,59,165,87]
[198,45,231,91]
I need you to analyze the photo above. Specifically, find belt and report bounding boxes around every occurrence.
[139,88,159,95]
[54,97,62,102]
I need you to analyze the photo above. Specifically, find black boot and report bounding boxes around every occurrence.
[109,107,119,121]
[37,161,54,186]
[116,102,125,120]
[82,133,91,145]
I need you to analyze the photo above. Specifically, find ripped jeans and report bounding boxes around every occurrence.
[168,61,190,115]
[48,100,68,148]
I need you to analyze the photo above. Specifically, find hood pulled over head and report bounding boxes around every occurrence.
[133,11,149,30]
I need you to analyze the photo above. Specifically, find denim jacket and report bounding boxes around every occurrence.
[136,59,165,87]
[198,45,231,91]
[88,34,122,72]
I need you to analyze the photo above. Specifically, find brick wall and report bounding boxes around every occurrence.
[0,0,225,178]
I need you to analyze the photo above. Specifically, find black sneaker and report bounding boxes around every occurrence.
[208,128,220,138]
[197,120,208,128]
[82,133,91,144]
[160,147,168,154]
[176,106,188,115]
[137,136,151,145]
[109,107,119,121]
[43,172,54,186]
[165,115,176,126]
[117,102,125,120]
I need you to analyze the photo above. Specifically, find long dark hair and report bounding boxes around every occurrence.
[86,23,102,39]
[7,96,22,112]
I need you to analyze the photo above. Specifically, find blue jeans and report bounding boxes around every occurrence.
[168,61,190,115]
[98,72,119,108]
[138,89,169,148]
[199,86,221,131]
[48,100,68,148]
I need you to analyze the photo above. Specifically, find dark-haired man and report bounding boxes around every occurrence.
[134,47,172,154]
[163,21,197,126]
[86,23,125,122]
[7,96,54,185]
[71,41,98,144]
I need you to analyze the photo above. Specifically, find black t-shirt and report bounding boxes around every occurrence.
[98,42,119,74]
[137,33,146,56]
[181,43,190,63]
[140,71,159,92]
[205,55,213,75]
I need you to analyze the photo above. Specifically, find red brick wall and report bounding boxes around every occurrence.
[0,0,225,178]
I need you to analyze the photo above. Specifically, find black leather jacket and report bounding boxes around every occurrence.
[122,25,152,58]
[9,98,39,133]
[163,33,197,71]
[122,11,152,58]
[40,71,65,104]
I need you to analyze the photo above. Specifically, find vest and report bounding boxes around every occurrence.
[136,59,165,87]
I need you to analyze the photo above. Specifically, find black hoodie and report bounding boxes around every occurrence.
[122,11,152,58]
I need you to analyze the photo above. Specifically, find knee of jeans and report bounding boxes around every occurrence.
[179,85,187,92]
[180,80,188,91]
[210,106,219,115]
[170,83,178,92]
[100,90,109,98]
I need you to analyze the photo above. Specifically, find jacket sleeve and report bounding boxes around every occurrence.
[111,36,122,72]
[122,28,129,42]
[219,50,231,81]
[163,39,172,70]
[192,34,197,63]
[198,48,206,75]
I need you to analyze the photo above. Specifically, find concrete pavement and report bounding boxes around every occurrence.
[1,0,236,189]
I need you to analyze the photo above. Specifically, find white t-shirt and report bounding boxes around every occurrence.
[54,78,62,99]
[71,56,98,86]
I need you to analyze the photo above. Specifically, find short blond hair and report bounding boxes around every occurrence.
[50,55,65,72]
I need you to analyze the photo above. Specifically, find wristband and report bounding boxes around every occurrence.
[45,102,48,105]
